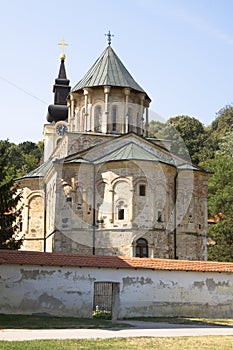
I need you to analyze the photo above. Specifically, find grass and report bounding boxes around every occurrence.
[1,313,233,329]
[0,314,131,329]
[1,337,233,349]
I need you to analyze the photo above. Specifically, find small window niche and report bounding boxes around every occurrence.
[157,210,163,222]
[118,208,124,220]
[139,184,146,196]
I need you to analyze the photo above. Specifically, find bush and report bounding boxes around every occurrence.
[93,306,111,320]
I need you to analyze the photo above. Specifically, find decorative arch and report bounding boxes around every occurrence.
[94,104,103,132]
[26,193,44,238]
[111,176,131,188]
[82,137,92,150]
[112,178,133,225]
[154,181,167,223]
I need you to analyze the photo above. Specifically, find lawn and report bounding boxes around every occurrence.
[1,313,233,329]
[0,337,233,350]
[0,313,131,329]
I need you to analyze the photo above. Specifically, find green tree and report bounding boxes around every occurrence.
[164,115,207,164]
[201,155,233,261]
[148,120,166,138]
[0,139,43,249]
[216,131,233,158]
[0,141,23,249]
[210,105,233,138]
[201,105,233,161]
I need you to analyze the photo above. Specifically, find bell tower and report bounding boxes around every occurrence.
[44,40,71,161]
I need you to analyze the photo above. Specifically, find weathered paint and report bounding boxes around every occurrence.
[1,264,233,318]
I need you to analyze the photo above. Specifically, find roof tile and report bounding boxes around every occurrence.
[1,250,233,273]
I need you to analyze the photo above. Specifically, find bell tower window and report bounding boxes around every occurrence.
[112,106,117,133]
[95,105,102,132]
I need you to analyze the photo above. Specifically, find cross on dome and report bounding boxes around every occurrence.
[105,30,114,45]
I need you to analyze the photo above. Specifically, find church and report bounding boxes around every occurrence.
[17,35,211,261]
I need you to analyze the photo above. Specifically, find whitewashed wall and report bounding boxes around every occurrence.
[1,264,233,318]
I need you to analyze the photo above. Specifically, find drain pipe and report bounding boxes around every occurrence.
[92,162,96,255]
[173,168,178,259]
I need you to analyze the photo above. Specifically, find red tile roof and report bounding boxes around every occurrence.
[0,250,233,273]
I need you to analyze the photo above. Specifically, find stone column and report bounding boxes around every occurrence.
[103,86,111,133]
[69,94,75,131]
[139,93,145,135]
[124,88,131,133]
[145,106,149,137]
[83,88,89,131]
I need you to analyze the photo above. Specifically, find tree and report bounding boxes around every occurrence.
[148,120,166,138]
[0,139,43,249]
[200,155,233,261]
[0,141,23,249]
[202,105,233,161]
[216,131,233,158]
[210,105,233,139]
[164,115,207,164]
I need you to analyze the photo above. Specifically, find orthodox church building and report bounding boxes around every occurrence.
[17,37,211,261]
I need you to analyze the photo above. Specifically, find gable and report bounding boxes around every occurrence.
[64,133,177,167]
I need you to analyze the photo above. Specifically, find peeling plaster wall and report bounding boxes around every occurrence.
[1,264,233,318]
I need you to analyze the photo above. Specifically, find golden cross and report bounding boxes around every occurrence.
[58,38,68,60]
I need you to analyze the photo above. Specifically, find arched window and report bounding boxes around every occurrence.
[136,238,148,258]
[137,112,141,134]
[95,105,102,132]
[112,106,117,133]
[128,108,133,132]
[81,107,85,131]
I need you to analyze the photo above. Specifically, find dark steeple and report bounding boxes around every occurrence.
[47,43,71,123]
[53,59,70,106]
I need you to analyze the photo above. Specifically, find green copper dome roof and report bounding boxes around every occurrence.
[72,46,150,100]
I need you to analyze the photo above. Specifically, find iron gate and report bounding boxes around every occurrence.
[93,282,113,313]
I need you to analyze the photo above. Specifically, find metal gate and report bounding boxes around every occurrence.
[93,282,113,313]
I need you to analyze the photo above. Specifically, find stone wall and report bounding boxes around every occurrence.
[17,178,44,252]
[1,263,233,318]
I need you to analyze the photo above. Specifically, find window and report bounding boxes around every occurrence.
[128,108,132,133]
[112,106,117,132]
[157,210,162,222]
[139,184,146,196]
[136,238,148,258]
[95,105,102,132]
[118,208,124,220]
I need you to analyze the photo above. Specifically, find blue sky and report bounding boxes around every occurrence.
[1,0,233,143]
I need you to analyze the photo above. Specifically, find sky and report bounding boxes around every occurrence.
[1,0,233,144]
